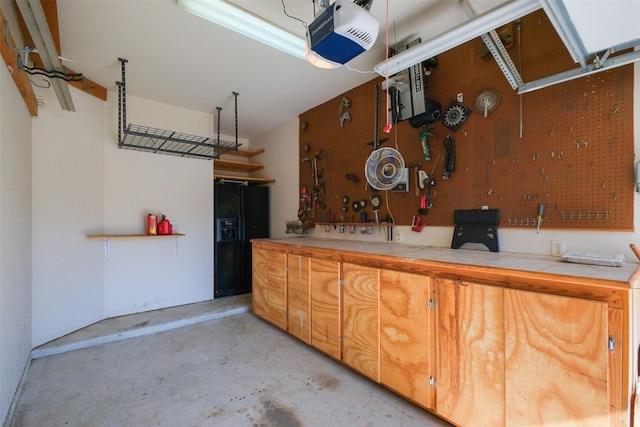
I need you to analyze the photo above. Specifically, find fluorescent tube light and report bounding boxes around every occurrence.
[177,0,306,60]
[539,0,586,66]
[374,0,542,77]
[16,0,75,111]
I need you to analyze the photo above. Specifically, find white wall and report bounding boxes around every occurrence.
[266,66,640,260]
[0,52,33,422]
[31,88,216,346]
[250,118,300,238]
[102,92,214,317]
[31,86,106,347]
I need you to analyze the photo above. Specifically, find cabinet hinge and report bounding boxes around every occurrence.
[339,279,344,286]
[339,336,344,343]
[429,376,437,388]
[285,266,288,272]
[608,336,616,353]
[428,299,436,309]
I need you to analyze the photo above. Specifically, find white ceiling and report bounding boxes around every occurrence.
[51,0,511,140]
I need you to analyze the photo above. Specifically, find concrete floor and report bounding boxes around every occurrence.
[10,295,452,426]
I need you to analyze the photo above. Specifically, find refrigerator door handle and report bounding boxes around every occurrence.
[238,187,245,242]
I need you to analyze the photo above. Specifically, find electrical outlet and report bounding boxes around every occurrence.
[395,230,403,243]
[551,240,565,257]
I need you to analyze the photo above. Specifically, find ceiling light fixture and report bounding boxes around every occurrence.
[373,0,541,78]
[177,0,306,60]
[16,0,75,111]
[538,0,586,66]
[178,0,377,69]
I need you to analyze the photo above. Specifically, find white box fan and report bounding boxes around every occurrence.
[365,147,406,191]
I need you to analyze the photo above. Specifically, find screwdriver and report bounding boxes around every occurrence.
[537,204,544,233]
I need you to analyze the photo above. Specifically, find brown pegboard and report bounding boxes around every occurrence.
[299,10,634,231]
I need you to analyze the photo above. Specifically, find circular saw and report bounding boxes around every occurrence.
[474,88,501,117]
[442,101,471,132]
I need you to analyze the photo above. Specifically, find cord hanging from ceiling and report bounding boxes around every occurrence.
[382,0,392,134]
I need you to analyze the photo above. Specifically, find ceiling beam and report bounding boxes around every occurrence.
[15,0,106,102]
[0,7,38,116]
[16,0,75,110]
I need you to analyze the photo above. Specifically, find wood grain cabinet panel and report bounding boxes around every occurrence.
[251,246,269,319]
[436,277,505,427]
[267,251,287,329]
[380,270,433,410]
[287,254,310,343]
[505,289,610,427]
[310,257,341,360]
[342,262,379,382]
[251,247,286,329]
[251,239,635,427]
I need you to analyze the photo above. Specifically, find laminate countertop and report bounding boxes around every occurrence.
[252,237,640,286]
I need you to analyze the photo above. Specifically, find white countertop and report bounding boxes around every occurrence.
[256,237,640,285]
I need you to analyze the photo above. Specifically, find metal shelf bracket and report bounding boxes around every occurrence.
[116,58,240,160]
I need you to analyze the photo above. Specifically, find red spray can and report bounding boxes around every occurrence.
[147,214,158,235]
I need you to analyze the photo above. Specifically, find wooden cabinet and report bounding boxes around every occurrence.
[286,254,310,343]
[251,238,637,427]
[435,277,505,426]
[380,269,433,410]
[251,247,286,329]
[342,262,379,381]
[434,279,617,427]
[504,289,612,426]
[310,257,341,360]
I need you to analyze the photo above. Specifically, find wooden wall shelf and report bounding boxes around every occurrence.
[223,148,265,158]
[214,159,264,173]
[213,149,274,185]
[87,233,185,240]
[214,174,275,184]
[87,233,186,260]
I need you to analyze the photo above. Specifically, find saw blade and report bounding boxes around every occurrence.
[474,88,501,116]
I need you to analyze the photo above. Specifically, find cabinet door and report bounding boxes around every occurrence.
[505,289,609,426]
[342,262,379,382]
[287,254,310,343]
[380,269,433,409]
[266,250,287,329]
[436,277,505,427]
[310,258,341,360]
[251,247,286,329]
[251,247,269,319]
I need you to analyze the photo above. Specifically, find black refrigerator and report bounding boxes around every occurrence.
[214,182,269,298]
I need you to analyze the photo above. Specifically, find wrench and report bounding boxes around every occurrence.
[338,97,351,116]
[340,111,351,127]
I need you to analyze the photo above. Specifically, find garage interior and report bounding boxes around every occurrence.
[2,0,640,426]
